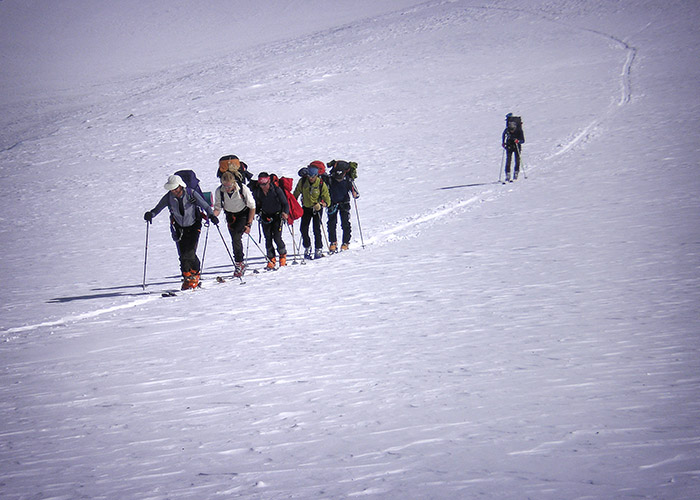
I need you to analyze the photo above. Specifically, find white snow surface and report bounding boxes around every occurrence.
[1,0,700,499]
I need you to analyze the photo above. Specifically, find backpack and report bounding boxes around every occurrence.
[174,169,212,206]
[505,113,523,134]
[329,160,358,180]
[217,155,245,183]
[280,176,304,223]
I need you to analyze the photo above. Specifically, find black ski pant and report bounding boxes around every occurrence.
[327,202,352,244]
[261,214,287,259]
[225,208,250,263]
[300,207,323,250]
[505,147,521,176]
[174,221,202,274]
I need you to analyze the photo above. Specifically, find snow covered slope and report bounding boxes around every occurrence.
[1,1,699,498]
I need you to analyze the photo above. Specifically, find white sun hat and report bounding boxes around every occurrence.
[164,174,187,191]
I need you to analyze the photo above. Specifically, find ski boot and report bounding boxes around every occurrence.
[181,270,199,290]
[304,247,313,260]
[513,170,519,180]
[329,242,338,253]
[266,257,276,270]
[314,248,324,259]
[341,243,349,251]
[279,254,287,267]
[234,262,246,278]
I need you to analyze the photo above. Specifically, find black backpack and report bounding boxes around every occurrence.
[505,114,523,134]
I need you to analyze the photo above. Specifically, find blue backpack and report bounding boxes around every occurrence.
[174,169,213,206]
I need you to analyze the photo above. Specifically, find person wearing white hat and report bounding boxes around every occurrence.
[144,174,218,290]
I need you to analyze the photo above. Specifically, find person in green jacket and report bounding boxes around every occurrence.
[294,162,331,259]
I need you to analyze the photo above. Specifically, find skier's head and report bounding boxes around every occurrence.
[221,171,239,192]
[507,120,517,131]
[164,174,186,192]
[307,166,319,178]
[257,172,270,186]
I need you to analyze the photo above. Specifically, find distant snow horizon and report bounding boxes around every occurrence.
[0,0,423,96]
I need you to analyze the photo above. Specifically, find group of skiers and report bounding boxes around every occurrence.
[144,157,359,290]
[144,114,523,290]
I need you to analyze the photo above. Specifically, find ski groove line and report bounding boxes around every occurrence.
[366,195,483,246]
[3,296,158,335]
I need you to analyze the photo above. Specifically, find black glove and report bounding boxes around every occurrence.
[210,214,219,225]
[144,211,153,222]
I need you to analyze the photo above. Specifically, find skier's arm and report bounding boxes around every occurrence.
[150,193,170,217]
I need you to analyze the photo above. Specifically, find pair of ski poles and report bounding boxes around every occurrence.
[498,143,527,182]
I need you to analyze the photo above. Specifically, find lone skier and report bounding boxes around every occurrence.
[502,113,525,182]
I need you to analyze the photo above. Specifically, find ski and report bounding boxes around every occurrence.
[215,274,246,285]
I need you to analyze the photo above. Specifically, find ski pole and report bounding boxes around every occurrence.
[351,191,365,249]
[245,226,251,268]
[516,143,527,179]
[200,220,210,278]
[318,209,330,252]
[499,147,505,183]
[142,220,150,290]
[287,223,299,264]
[247,233,274,265]
[215,223,236,267]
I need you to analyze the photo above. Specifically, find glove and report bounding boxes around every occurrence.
[144,211,153,222]
[210,214,219,225]
[514,139,520,144]
[313,203,321,212]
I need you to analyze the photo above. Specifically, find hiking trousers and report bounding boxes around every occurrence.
[226,208,250,263]
[175,222,202,274]
[505,147,521,176]
[300,207,323,250]
[327,202,351,245]
[261,214,287,259]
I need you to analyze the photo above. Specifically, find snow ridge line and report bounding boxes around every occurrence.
[2,296,158,335]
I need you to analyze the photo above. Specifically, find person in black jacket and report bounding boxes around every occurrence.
[252,172,289,269]
[326,161,358,252]
[502,114,525,182]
